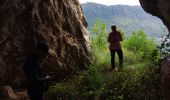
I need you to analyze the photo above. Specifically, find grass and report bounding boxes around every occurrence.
[46,48,162,100]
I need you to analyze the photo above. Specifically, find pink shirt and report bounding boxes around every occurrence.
[108,31,122,50]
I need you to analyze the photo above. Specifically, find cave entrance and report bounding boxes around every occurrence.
[79,0,168,99]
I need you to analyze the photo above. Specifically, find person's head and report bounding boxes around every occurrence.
[34,42,49,59]
[111,25,116,32]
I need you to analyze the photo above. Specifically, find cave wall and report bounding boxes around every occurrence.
[139,0,170,31]
[139,0,170,99]
[0,0,91,86]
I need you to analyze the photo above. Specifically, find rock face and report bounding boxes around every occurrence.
[139,0,170,31]
[0,0,91,86]
[139,0,170,99]
[161,58,170,99]
[0,86,18,100]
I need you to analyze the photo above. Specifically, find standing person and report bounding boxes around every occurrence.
[23,43,52,100]
[108,25,123,70]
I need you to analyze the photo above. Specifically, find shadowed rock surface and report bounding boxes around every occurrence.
[0,86,18,100]
[139,0,170,99]
[139,0,170,31]
[161,58,170,99]
[0,0,91,86]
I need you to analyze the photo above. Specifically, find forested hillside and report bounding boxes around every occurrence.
[81,2,168,37]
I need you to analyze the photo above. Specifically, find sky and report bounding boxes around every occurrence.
[79,0,140,6]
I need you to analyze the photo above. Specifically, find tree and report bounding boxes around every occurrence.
[123,30,156,60]
[91,18,107,50]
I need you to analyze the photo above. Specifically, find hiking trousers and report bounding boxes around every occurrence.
[110,49,123,69]
[28,87,43,100]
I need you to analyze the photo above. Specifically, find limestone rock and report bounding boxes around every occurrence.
[139,1,170,99]
[0,0,91,86]
[139,0,170,31]
[161,58,170,99]
[16,91,29,100]
[0,85,18,100]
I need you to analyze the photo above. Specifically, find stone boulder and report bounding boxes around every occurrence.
[161,58,170,99]
[139,0,170,99]
[0,85,18,100]
[0,0,91,86]
[139,0,170,31]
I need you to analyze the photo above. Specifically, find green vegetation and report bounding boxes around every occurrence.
[47,19,162,100]
[123,30,157,61]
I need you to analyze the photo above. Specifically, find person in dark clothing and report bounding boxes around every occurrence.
[108,25,123,70]
[23,43,52,100]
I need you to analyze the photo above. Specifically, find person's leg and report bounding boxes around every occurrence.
[37,92,43,100]
[28,89,43,100]
[30,93,43,100]
[110,50,116,69]
[117,49,123,68]
[28,89,36,100]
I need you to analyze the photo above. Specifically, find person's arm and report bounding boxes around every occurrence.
[108,33,111,43]
[36,67,51,84]
[31,61,50,84]
[119,32,123,41]
[33,65,51,91]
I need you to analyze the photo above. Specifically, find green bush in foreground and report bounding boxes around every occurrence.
[47,64,161,100]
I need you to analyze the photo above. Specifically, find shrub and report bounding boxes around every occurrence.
[123,30,157,61]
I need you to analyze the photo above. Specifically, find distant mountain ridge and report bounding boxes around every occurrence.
[81,2,167,37]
